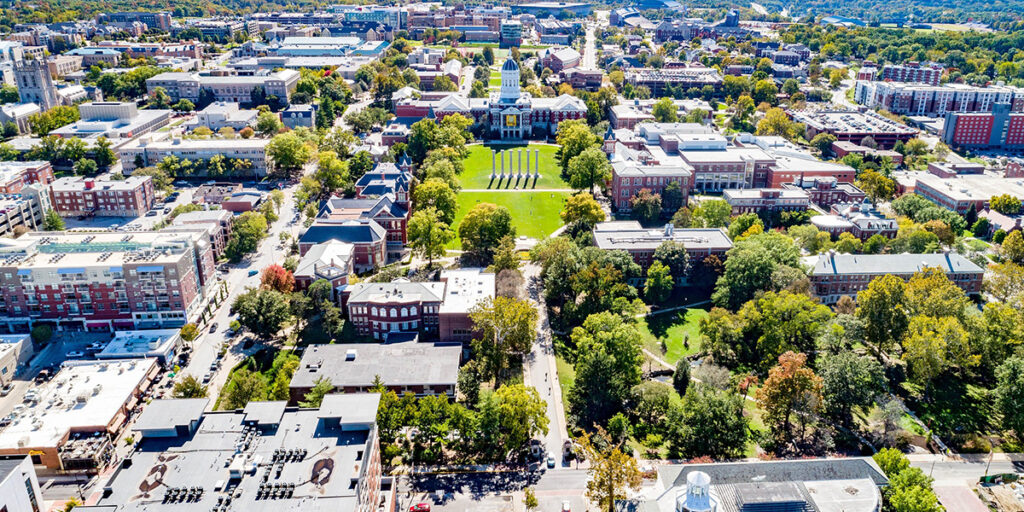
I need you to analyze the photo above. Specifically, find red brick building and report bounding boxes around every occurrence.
[48,175,155,218]
[0,161,55,194]
[811,251,983,304]
[299,219,388,272]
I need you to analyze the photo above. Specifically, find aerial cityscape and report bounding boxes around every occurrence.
[1,1,1024,511]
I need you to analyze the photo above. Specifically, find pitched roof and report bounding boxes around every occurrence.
[299,219,387,245]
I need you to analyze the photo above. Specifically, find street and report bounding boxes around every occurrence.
[523,263,570,466]
[581,18,598,71]
[399,469,588,512]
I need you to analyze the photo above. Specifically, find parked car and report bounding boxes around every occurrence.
[34,370,50,383]
[209,323,219,333]
[163,207,172,214]
[145,210,159,217]
[1,383,13,396]
[546,454,556,468]
[202,372,213,383]
[561,501,571,512]
[247,269,259,277]
[409,504,430,512]
[67,351,85,358]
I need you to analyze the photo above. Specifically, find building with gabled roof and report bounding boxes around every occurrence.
[810,250,983,304]
[299,219,388,272]
[294,240,354,299]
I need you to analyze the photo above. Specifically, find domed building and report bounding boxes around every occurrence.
[396,57,587,141]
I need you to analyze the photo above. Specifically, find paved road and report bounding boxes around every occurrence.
[581,20,598,71]
[399,469,588,512]
[522,263,571,468]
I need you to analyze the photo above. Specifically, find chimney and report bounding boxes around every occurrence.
[345,349,357,361]
[664,223,674,237]
[84,178,95,190]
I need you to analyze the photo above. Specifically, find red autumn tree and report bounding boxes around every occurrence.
[261,264,295,293]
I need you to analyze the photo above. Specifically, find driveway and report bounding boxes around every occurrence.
[932,484,989,512]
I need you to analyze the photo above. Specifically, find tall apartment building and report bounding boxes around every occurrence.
[879,62,943,86]
[942,103,1024,149]
[855,81,1024,117]
[13,59,57,110]
[48,176,155,217]
[0,230,216,332]
[119,136,273,176]
[811,251,983,304]
[97,12,172,31]
[145,69,299,104]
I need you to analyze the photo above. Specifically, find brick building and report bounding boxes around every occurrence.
[723,188,810,215]
[48,176,155,218]
[811,251,983,304]
[0,161,54,194]
[592,221,732,276]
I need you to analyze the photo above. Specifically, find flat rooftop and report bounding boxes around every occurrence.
[913,171,1024,202]
[85,395,381,512]
[0,359,156,450]
[438,268,494,314]
[811,252,983,276]
[789,110,918,135]
[98,329,179,358]
[290,341,461,390]
[0,229,207,271]
[50,175,150,192]
[593,221,733,253]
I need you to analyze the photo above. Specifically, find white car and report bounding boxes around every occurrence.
[67,351,85,358]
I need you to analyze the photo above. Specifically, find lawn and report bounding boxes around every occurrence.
[459,143,570,190]
[448,190,570,247]
[556,354,575,420]
[637,307,709,366]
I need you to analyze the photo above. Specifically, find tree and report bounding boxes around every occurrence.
[728,213,764,240]
[901,315,977,389]
[413,178,457,224]
[556,119,601,172]
[653,241,690,278]
[0,84,19,104]
[179,323,200,344]
[630,189,662,225]
[459,203,515,265]
[300,377,334,408]
[173,99,195,112]
[579,429,642,512]
[172,375,208,398]
[666,385,749,459]
[267,132,314,173]
[991,194,1022,215]
[222,368,266,409]
[226,212,268,262]
[856,274,909,354]
[561,192,605,229]
[94,137,116,169]
[477,384,549,457]
[567,146,612,194]
[644,261,673,304]
[756,351,823,445]
[408,207,454,267]
[1002,229,1024,264]
[490,235,520,274]
[819,352,884,427]
[691,199,730,228]
[996,356,1024,438]
[524,488,538,512]
[810,133,837,156]
[469,296,538,381]
[231,288,292,339]
[568,312,643,429]
[261,264,295,293]
[857,170,896,202]
[712,232,800,310]
[256,112,283,136]
[756,108,797,138]
[985,262,1024,302]
[651,97,678,122]
[30,324,53,344]
[42,209,64,231]
[672,358,691,396]
[873,447,910,478]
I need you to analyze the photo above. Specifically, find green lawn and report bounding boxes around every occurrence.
[448,190,570,247]
[637,308,709,366]
[489,77,502,87]
[459,143,570,190]
[556,355,575,421]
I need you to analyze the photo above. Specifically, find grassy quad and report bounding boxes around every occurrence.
[458,143,570,189]
[638,307,710,366]
[448,190,570,247]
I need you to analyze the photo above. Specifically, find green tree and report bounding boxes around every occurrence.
[568,312,644,429]
[561,192,605,229]
[459,203,515,265]
[221,368,266,409]
[996,356,1024,438]
[653,240,690,278]
[94,137,116,168]
[256,111,282,136]
[172,375,208,398]
[300,377,334,408]
[728,213,764,240]
[489,235,520,273]
[857,170,896,202]
[225,211,269,262]
[267,132,314,173]
[42,209,65,231]
[179,323,200,344]
[644,260,673,304]
[756,108,796,137]
[666,385,749,459]
[1002,229,1024,264]
[408,207,454,267]
[902,315,977,389]
[819,352,884,427]
[856,274,909,354]
[469,296,538,381]
[0,84,19,103]
[630,189,662,225]
[477,384,549,458]
[673,359,690,396]
[651,97,678,122]
[873,448,910,477]
[73,157,97,175]
[566,146,612,194]
[173,99,195,112]
[556,119,601,172]
[691,199,731,228]
[413,178,457,224]
[712,232,800,310]
[231,288,292,339]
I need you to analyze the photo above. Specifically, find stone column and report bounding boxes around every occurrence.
[535,149,540,177]
[500,150,505,177]
[517,149,522,177]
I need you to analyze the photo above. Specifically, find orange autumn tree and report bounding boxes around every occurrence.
[757,351,823,446]
[261,264,295,293]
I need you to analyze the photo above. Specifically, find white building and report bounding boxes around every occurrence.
[0,334,32,387]
[119,134,273,176]
[0,455,44,512]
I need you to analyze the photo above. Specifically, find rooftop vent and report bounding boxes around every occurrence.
[345,349,357,361]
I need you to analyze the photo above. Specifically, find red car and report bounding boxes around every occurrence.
[409,504,431,512]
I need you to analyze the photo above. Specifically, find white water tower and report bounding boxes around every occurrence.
[675,471,716,512]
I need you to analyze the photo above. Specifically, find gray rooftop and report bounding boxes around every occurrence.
[290,341,461,390]
[812,252,984,276]
[0,455,29,484]
[593,221,732,253]
[82,396,381,512]
[242,401,287,427]
[132,398,209,433]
